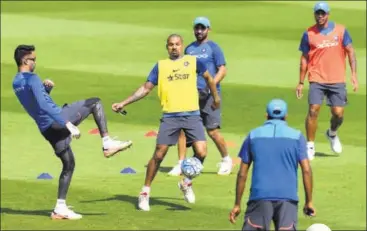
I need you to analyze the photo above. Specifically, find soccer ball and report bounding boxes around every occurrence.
[181,157,203,179]
[306,224,331,231]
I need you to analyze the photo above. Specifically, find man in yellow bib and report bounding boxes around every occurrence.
[112,34,220,211]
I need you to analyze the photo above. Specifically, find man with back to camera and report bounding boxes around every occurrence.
[229,99,315,230]
[112,34,221,211]
[296,2,359,160]
[168,16,232,176]
[12,44,133,220]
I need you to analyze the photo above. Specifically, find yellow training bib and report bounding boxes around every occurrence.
[157,55,199,113]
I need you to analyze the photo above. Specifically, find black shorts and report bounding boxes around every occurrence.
[42,99,94,156]
[242,200,298,231]
[198,89,221,130]
[308,82,348,107]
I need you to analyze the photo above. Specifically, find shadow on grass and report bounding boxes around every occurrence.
[81,194,191,211]
[0,207,106,217]
[315,152,338,158]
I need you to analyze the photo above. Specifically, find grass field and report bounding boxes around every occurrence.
[1,1,366,230]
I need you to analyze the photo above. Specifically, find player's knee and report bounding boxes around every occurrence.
[207,129,220,140]
[85,97,101,107]
[308,108,320,119]
[331,107,344,118]
[153,145,168,163]
[193,141,207,158]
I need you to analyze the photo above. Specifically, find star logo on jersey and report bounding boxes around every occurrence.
[167,75,174,81]
[173,69,180,72]
[201,48,206,53]
[334,36,338,41]
[184,61,189,67]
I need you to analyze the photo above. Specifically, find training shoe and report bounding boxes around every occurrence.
[138,192,150,211]
[307,143,315,161]
[103,137,133,158]
[168,163,182,176]
[178,180,195,204]
[326,129,342,154]
[217,158,233,175]
[51,206,82,220]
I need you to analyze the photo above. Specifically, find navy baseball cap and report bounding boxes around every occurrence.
[314,2,330,13]
[193,16,210,28]
[266,99,288,119]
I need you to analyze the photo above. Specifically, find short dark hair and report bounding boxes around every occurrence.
[14,45,35,66]
[166,34,183,44]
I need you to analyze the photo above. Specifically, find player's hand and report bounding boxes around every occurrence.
[296,83,304,99]
[66,122,81,139]
[229,205,241,224]
[112,102,125,113]
[303,202,316,217]
[351,75,359,92]
[211,97,221,110]
[43,79,55,88]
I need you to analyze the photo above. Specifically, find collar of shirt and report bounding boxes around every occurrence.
[317,21,335,34]
[264,119,288,126]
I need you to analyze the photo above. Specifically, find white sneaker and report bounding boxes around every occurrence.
[307,143,315,161]
[217,158,233,175]
[326,129,342,154]
[178,180,195,204]
[138,192,150,211]
[103,137,133,158]
[51,206,82,220]
[168,163,182,176]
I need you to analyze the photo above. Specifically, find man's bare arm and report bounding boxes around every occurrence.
[120,82,155,106]
[213,65,227,85]
[345,44,357,77]
[300,158,313,204]
[299,54,308,84]
[235,161,251,206]
[202,70,220,101]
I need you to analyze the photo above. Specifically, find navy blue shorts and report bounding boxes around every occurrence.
[308,82,347,107]
[42,99,95,156]
[242,200,298,231]
[198,89,221,130]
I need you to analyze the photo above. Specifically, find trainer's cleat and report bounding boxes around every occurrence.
[217,158,233,175]
[178,180,195,204]
[168,163,182,176]
[103,138,133,158]
[138,192,150,211]
[51,206,82,220]
[307,143,315,161]
[326,129,342,154]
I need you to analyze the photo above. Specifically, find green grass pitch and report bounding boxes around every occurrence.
[1,1,366,230]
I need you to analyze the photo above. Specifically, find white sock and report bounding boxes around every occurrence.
[102,136,111,143]
[184,177,192,185]
[328,129,337,136]
[56,199,66,209]
[142,186,150,194]
[178,160,183,165]
[307,142,315,149]
[223,155,231,162]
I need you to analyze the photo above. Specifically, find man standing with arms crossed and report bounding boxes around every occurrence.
[168,16,232,176]
[296,2,359,160]
[12,45,132,220]
[112,34,220,211]
[229,99,315,230]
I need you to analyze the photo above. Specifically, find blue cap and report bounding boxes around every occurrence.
[266,99,288,119]
[193,16,210,28]
[314,2,330,13]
